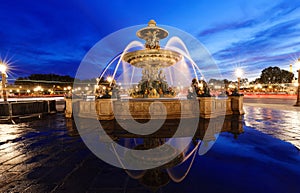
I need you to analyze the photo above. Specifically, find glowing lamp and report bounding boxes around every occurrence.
[0,63,7,73]
[235,68,243,78]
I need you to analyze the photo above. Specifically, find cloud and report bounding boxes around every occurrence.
[199,19,256,37]
[1,0,300,82]
[0,0,109,78]
[215,19,300,59]
[197,0,300,80]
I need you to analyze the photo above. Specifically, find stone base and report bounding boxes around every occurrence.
[65,96,244,120]
[95,99,114,120]
[65,98,73,118]
[199,97,215,119]
[113,99,199,120]
[229,96,245,115]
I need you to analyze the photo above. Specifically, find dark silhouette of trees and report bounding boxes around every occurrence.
[14,74,74,87]
[27,74,74,82]
[256,66,294,84]
[15,74,74,83]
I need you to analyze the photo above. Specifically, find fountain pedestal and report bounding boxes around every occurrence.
[226,98,233,115]
[66,97,243,120]
[199,97,215,119]
[68,98,235,120]
[95,99,114,120]
[112,99,199,120]
[229,96,245,115]
[65,98,73,118]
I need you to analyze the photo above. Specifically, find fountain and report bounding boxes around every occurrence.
[122,20,182,98]
[67,20,245,121]
[67,20,245,191]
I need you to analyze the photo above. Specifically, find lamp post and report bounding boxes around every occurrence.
[294,58,300,106]
[0,63,7,102]
[235,68,243,92]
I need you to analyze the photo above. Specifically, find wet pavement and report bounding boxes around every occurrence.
[244,97,299,111]
[244,106,300,149]
[244,98,300,149]
[0,99,299,193]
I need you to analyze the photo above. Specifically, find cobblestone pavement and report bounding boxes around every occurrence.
[0,99,299,193]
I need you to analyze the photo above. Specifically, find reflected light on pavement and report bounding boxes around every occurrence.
[244,106,300,149]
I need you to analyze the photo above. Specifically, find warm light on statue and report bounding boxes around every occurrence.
[106,76,113,83]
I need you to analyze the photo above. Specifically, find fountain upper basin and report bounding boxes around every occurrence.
[122,49,182,68]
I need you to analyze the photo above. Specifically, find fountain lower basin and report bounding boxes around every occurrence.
[65,96,244,120]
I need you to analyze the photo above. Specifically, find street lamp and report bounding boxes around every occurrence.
[235,68,243,92]
[294,58,300,106]
[0,62,7,102]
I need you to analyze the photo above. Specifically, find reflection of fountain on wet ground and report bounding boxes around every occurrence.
[96,115,243,190]
[72,113,300,192]
[0,111,300,193]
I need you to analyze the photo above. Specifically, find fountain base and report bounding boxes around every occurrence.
[66,96,244,120]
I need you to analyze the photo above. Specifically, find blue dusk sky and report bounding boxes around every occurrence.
[0,0,300,81]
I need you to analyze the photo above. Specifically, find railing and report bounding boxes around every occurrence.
[0,100,57,123]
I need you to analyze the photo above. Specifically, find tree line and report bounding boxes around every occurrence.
[14,74,98,84]
[16,74,74,82]
[251,66,294,84]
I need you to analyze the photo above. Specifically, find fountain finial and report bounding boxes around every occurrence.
[148,19,156,27]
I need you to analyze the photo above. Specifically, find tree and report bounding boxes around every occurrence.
[257,66,294,84]
[27,74,74,82]
[280,70,294,83]
[14,74,75,88]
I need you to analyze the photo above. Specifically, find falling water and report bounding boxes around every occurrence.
[98,36,206,97]
[98,53,123,82]
[113,41,144,89]
[165,37,204,83]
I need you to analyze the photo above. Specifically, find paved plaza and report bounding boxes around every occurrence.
[244,98,300,149]
[0,98,299,193]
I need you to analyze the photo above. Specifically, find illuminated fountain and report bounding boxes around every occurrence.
[86,19,246,121]
[68,20,245,191]
[96,20,201,99]
[122,20,182,98]
[68,20,246,121]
